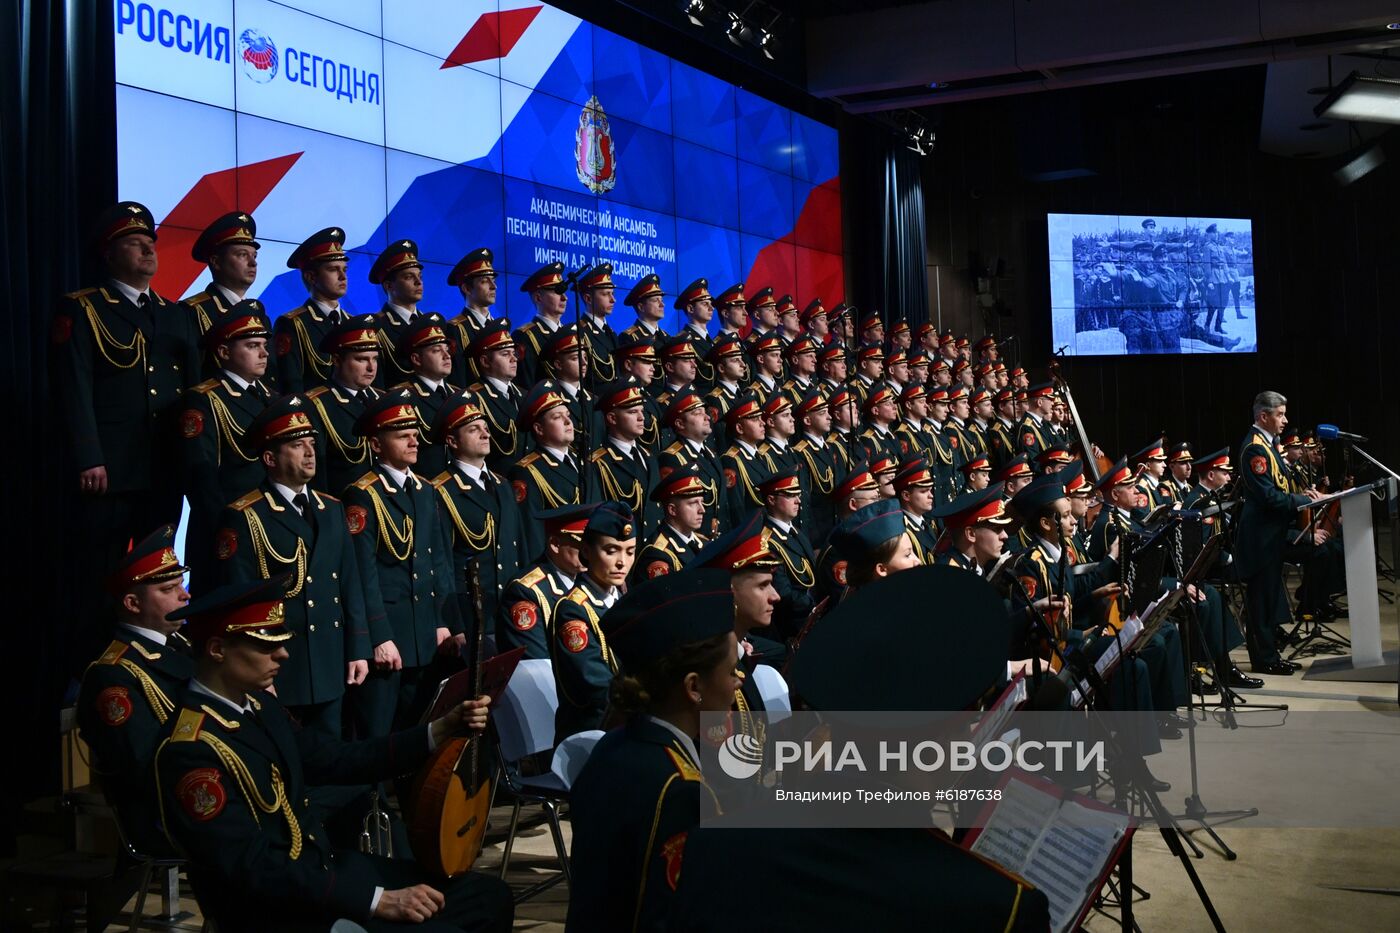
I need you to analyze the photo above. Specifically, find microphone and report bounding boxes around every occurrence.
[996,335,1017,346]
[1317,423,1368,443]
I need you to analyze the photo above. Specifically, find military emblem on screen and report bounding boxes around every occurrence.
[238,29,279,84]
[576,95,617,193]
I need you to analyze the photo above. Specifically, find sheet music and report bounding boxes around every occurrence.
[970,778,1129,933]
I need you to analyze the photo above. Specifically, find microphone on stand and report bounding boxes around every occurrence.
[1317,423,1368,443]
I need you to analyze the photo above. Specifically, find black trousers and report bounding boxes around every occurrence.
[1244,563,1290,664]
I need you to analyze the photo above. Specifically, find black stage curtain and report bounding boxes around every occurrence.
[881,145,930,328]
[842,129,931,330]
[1,0,116,839]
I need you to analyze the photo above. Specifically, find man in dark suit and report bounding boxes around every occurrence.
[183,211,261,379]
[1237,391,1319,674]
[154,576,512,932]
[53,202,200,659]
[180,300,274,592]
[272,227,352,393]
[77,526,192,856]
[215,394,371,737]
[344,392,459,736]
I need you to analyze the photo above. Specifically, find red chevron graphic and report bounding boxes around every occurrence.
[152,152,303,299]
[745,176,845,308]
[441,5,544,68]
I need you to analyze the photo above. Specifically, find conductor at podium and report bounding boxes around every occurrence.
[1237,391,1318,674]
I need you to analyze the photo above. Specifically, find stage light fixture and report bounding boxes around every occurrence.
[1334,143,1387,186]
[1314,71,1400,125]
[683,0,706,27]
[757,29,775,59]
[726,12,748,46]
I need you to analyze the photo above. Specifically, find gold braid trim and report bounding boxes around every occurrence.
[594,458,643,512]
[523,461,579,508]
[244,508,308,596]
[434,482,495,551]
[293,313,332,379]
[308,394,369,464]
[476,393,520,456]
[771,536,815,588]
[208,393,256,465]
[573,596,615,671]
[366,485,415,561]
[196,731,303,860]
[116,658,175,725]
[80,293,146,369]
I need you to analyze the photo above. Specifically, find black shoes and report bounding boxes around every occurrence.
[1226,666,1265,689]
[1252,660,1296,676]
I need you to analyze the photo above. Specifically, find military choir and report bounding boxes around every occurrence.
[65,203,1348,932]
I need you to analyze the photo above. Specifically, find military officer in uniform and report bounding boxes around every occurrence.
[893,458,940,564]
[184,211,260,379]
[782,334,820,401]
[77,526,192,855]
[538,324,601,454]
[1015,381,1056,464]
[857,385,904,467]
[1237,391,1319,674]
[509,382,583,562]
[634,463,710,583]
[791,392,839,546]
[748,332,785,404]
[513,262,569,390]
[817,343,848,397]
[568,571,734,933]
[988,387,1018,466]
[758,392,801,480]
[577,263,619,389]
[430,395,525,643]
[54,201,200,656]
[719,391,776,530]
[551,502,637,742]
[960,454,993,493]
[588,377,663,542]
[444,247,498,388]
[370,239,430,387]
[272,226,352,393]
[713,282,748,342]
[304,316,384,495]
[392,314,457,480]
[676,278,715,392]
[615,334,663,454]
[1161,441,1195,502]
[181,300,275,591]
[464,319,523,473]
[850,343,884,408]
[800,298,829,346]
[746,286,779,344]
[1131,438,1171,512]
[758,469,817,641]
[497,505,590,659]
[619,273,669,343]
[344,393,458,736]
[153,576,512,932]
[215,394,370,736]
[652,390,718,527]
[654,334,700,410]
[934,484,1012,573]
[993,453,1036,499]
[702,332,748,448]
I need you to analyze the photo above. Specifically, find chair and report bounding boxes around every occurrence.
[750,664,792,721]
[491,659,575,902]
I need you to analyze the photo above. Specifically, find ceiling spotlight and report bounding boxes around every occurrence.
[1314,71,1400,124]
[726,13,747,46]
[683,0,706,28]
[757,29,775,60]
[1387,22,1400,30]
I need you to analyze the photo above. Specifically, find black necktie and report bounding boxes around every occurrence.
[253,382,269,403]
[293,493,318,537]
